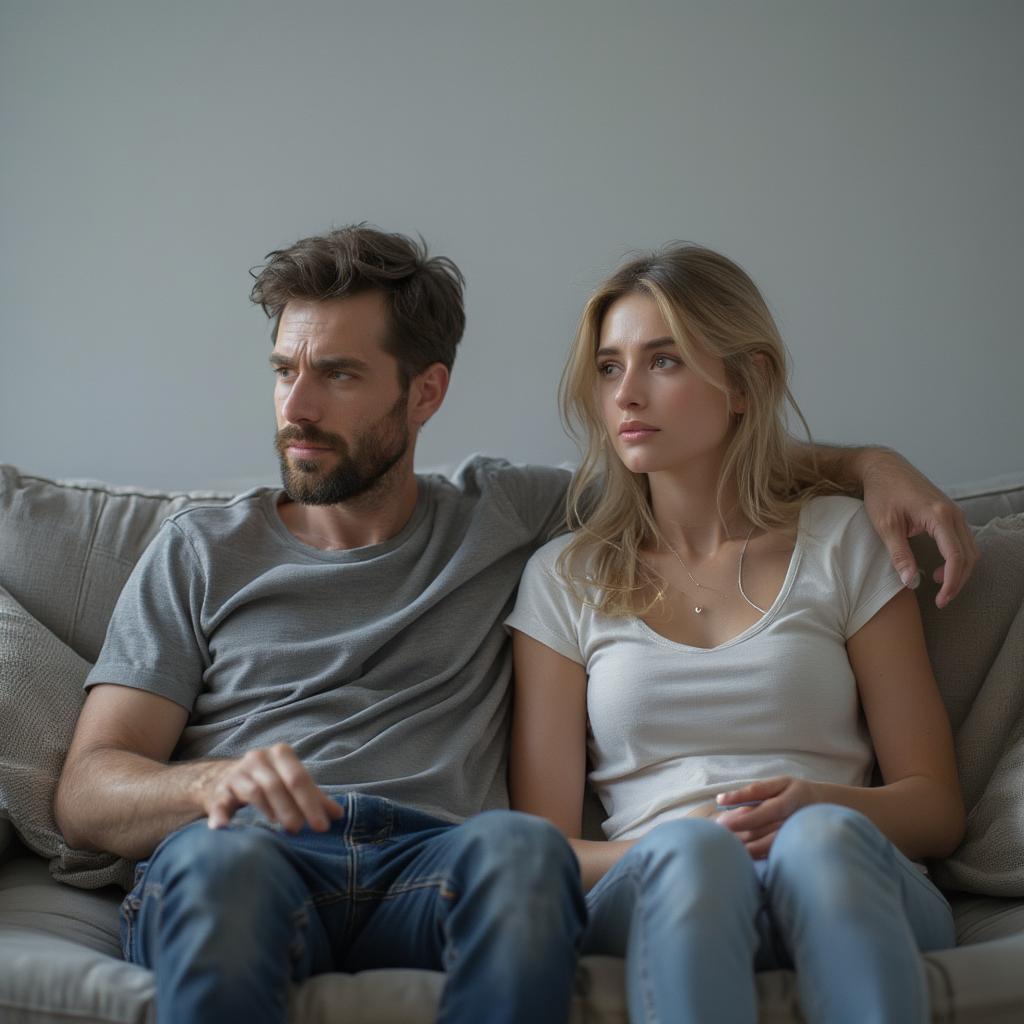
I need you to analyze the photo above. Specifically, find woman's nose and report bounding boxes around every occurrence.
[614,369,645,409]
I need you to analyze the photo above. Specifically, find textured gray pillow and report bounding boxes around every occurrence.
[913,514,1024,895]
[0,584,133,890]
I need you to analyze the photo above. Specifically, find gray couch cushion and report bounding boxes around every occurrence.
[0,585,133,890]
[0,466,233,663]
[0,855,152,1024]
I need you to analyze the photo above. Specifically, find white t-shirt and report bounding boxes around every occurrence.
[505,495,904,841]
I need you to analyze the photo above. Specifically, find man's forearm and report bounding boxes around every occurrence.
[55,749,224,860]
[789,439,900,496]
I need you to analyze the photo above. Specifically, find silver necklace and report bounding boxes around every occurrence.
[664,525,768,616]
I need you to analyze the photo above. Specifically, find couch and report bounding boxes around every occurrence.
[2,463,1024,1024]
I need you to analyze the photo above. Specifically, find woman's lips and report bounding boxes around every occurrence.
[618,427,659,442]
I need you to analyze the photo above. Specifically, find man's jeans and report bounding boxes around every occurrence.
[121,794,585,1024]
[584,804,956,1024]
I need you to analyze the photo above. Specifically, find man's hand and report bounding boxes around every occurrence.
[860,449,978,609]
[201,744,345,832]
[715,777,820,859]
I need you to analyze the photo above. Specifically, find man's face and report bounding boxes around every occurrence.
[271,293,412,505]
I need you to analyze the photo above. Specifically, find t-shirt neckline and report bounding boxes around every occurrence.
[260,481,432,561]
[632,502,809,654]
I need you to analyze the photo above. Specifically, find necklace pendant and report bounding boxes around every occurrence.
[693,605,704,615]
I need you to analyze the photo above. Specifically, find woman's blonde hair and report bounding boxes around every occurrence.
[559,242,839,616]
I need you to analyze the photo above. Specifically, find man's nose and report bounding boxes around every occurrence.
[280,373,321,424]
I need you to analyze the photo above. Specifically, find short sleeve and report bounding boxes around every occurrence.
[838,503,906,638]
[505,538,585,665]
[85,520,208,710]
[488,461,571,542]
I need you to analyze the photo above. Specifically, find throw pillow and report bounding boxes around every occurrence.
[0,584,133,890]
[913,514,1024,896]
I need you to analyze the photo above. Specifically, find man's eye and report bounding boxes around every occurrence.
[327,370,352,381]
[273,367,294,380]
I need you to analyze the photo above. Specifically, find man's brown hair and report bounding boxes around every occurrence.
[250,225,465,382]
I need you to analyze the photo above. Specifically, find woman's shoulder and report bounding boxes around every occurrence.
[527,531,575,567]
[800,494,868,536]
[523,531,600,590]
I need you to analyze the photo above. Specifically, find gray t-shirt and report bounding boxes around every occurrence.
[86,456,569,824]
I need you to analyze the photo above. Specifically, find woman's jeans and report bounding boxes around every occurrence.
[584,804,956,1024]
[121,794,585,1024]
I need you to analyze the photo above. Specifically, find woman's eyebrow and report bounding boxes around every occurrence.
[596,337,676,358]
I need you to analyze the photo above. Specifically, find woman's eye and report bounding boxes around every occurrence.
[652,355,676,369]
[597,363,619,377]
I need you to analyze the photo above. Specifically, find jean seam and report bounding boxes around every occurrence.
[353,875,457,900]
[634,868,659,1024]
[288,899,313,964]
[591,858,659,1024]
[121,880,164,963]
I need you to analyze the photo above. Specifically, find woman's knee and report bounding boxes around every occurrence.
[772,804,884,863]
[635,817,746,866]
[767,804,896,907]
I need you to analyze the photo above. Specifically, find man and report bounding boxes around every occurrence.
[54,226,977,1024]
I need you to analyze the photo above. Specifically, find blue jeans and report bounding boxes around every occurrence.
[121,794,585,1024]
[583,805,956,1024]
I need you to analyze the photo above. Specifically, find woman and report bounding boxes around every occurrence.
[506,244,964,1024]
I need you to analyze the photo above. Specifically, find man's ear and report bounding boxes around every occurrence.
[408,363,450,428]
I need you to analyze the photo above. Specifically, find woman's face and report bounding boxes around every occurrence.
[596,292,738,478]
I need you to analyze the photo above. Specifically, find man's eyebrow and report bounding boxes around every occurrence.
[268,353,371,372]
[595,336,677,357]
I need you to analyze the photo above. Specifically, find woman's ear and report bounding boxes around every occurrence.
[730,353,769,415]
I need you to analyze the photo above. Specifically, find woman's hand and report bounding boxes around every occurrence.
[715,776,822,859]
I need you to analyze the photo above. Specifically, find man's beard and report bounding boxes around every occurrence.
[274,391,410,506]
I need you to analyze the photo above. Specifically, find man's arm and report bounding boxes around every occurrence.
[791,441,979,608]
[54,684,343,860]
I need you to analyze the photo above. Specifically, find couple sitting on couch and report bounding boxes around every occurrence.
[53,225,977,1024]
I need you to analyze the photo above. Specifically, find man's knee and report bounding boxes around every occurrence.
[445,811,584,951]
[453,810,576,883]
[145,819,288,899]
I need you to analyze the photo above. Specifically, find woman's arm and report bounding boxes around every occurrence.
[509,630,635,890]
[717,589,965,861]
[790,440,978,608]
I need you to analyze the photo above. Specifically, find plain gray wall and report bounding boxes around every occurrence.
[2,0,1021,492]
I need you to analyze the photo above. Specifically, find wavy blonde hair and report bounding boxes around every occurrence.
[559,242,840,616]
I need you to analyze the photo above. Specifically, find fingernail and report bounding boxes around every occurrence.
[901,569,921,589]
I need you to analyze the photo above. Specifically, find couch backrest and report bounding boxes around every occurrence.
[0,467,236,662]
[2,464,1023,664]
